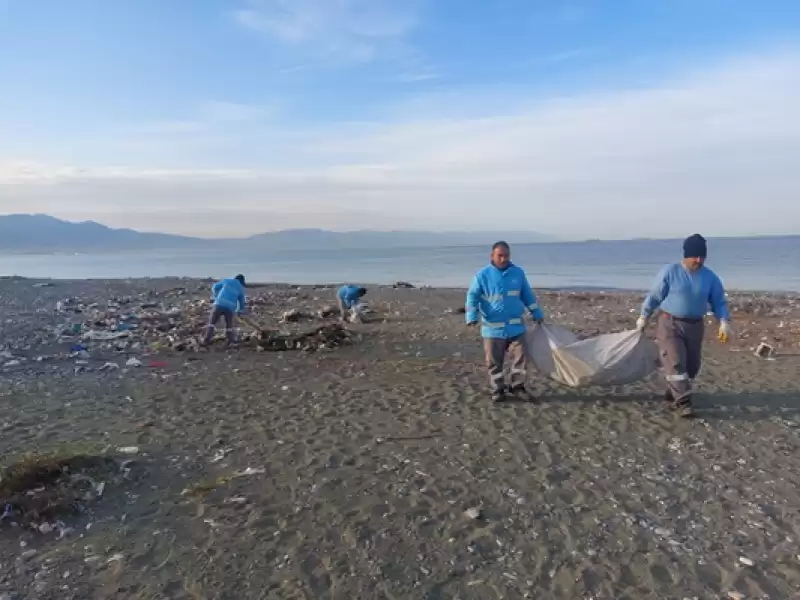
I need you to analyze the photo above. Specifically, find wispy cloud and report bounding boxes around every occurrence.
[3,49,800,239]
[126,101,273,137]
[233,0,421,64]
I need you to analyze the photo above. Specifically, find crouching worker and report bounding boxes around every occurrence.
[202,274,247,345]
[636,234,732,417]
[336,285,367,323]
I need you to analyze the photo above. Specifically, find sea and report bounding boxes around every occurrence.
[1,236,798,292]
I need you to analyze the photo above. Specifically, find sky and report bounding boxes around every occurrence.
[1,0,800,239]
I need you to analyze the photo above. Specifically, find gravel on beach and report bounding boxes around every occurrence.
[2,277,800,599]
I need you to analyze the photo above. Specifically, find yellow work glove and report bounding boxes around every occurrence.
[717,319,732,343]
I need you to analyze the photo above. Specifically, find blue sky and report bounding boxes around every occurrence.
[1,0,799,238]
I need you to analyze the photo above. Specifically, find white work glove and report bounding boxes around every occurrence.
[717,319,732,343]
[636,316,648,332]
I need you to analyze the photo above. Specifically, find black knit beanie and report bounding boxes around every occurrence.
[683,234,707,259]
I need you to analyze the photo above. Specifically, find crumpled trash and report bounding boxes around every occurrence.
[280,309,313,323]
[755,342,776,358]
[125,357,142,367]
[83,330,130,341]
[99,362,120,371]
[258,323,353,353]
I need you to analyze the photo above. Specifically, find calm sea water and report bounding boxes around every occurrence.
[0,237,798,292]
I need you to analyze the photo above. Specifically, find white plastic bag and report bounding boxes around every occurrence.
[526,323,660,388]
[349,303,367,323]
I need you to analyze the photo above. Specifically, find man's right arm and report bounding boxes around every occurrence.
[641,266,671,319]
[465,274,481,324]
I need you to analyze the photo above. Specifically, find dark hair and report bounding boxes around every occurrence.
[357,287,367,296]
[235,274,246,286]
[492,241,510,252]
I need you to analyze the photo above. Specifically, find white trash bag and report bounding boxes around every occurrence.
[526,323,660,388]
[349,303,367,323]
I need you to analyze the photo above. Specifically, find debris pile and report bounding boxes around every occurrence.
[257,323,353,353]
[0,453,119,527]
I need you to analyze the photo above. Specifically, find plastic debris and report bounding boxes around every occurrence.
[464,507,483,520]
[755,342,775,358]
[235,467,266,477]
[83,330,130,341]
[117,446,140,455]
[125,357,142,367]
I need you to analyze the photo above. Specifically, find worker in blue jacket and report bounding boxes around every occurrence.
[636,234,732,417]
[466,241,544,402]
[337,285,367,323]
[202,274,247,345]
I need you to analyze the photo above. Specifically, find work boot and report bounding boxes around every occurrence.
[673,395,694,418]
[490,388,506,403]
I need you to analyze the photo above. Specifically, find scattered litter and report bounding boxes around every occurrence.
[83,330,130,341]
[125,357,142,367]
[755,342,776,359]
[258,323,353,353]
[464,507,483,520]
[738,556,754,567]
[116,446,140,455]
[37,522,54,534]
[99,362,119,371]
[235,467,266,477]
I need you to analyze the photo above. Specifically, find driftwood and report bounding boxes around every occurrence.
[257,323,353,353]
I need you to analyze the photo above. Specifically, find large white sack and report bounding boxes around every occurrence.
[526,323,660,388]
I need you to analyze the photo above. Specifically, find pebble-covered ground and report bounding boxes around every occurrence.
[1,277,800,599]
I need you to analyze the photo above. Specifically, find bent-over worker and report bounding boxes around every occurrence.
[466,241,544,402]
[202,274,247,345]
[637,234,731,417]
[337,285,367,323]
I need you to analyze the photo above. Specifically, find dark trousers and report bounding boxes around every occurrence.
[202,306,236,344]
[655,313,704,401]
[483,335,527,394]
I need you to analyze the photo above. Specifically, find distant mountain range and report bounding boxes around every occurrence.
[0,214,555,253]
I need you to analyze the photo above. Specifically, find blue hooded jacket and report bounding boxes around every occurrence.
[466,263,543,338]
[211,278,246,314]
[337,285,363,308]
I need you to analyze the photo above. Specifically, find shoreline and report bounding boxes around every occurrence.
[4,274,800,296]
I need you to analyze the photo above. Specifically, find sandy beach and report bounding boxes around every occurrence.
[2,277,800,599]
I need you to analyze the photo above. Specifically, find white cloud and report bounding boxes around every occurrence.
[233,0,421,63]
[2,49,800,239]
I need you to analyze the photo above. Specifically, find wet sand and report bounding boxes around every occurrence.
[1,278,800,599]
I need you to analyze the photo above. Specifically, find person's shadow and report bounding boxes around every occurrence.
[692,390,800,422]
